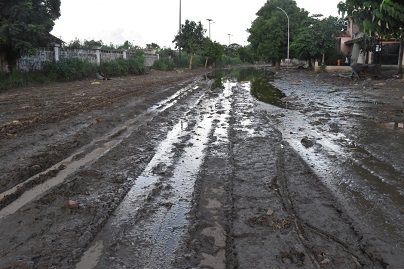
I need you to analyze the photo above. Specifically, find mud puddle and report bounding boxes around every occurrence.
[260,69,404,260]
[211,67,404,263]
[76,80,232,268]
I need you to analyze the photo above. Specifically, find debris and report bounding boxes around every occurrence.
[67,200,79,209]
[273,219,290,229]
[291,81,301,85]
[91,82,101,85]
[96,72,111,80]
[266,209,274,216]
[162,202,174,209]
[320,258,331,264]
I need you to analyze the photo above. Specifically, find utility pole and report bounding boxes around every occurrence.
[277,7,289,69]
[179,0,182,66]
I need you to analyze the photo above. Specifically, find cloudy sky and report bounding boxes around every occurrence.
[51,0,343,48]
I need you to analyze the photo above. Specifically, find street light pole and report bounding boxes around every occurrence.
[228,33,232,46]
[277,7,289,69]
[206,19,214,39]
[179,0,182,66]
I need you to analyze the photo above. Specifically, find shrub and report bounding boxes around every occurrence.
[43,58,97,81]
[100,57,146,76]
[218,55,243,67]
[0,71,52,91]
[153,58,175,71]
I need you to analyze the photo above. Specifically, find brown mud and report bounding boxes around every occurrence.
[0,67,403,268]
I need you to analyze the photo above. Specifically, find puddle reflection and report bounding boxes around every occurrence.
[212,67,288,108]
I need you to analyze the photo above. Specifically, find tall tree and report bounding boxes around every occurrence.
[338,0,404,73]
[0,0,61,71]
[291,15,343,65]
[201,37,224,68]
[247,0,309,67]
[173,20,206,69]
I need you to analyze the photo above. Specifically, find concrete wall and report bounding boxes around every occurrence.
[10,46,158,72]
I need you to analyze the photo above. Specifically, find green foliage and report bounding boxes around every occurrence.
[338,0,404,38]
[159,48,176,59]
[0,0,61,70]
[43,58,97,81]
[338,0,404,72]
[218,55,243,67]
[291,16,342,63]
[83,39,102,49]
[146,43,160,50]
[173,20,206,69]
[237,46,255,64]
[248,0,310,62]
[66,38,82,49]
[100,57,145,76]
[201,38,225,67]
[0,70,51,91]
[152,58,175,71]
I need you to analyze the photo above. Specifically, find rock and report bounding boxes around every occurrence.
[266,209,274,216]
[152,163,168,175]
[301,137,314,148]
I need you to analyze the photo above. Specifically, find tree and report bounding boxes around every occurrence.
[83,39,103,49]
[291,15,342,65]
[173,20,206,69]
[237,45,255,64]
[201,37,224,67]
[146,43,160,50]
[338,0,404,73]
[0,0,61,71]
[247,0,309,67]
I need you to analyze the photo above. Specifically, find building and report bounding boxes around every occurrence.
[338,17,403,65]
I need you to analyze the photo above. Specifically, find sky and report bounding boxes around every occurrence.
[51,0,343,49]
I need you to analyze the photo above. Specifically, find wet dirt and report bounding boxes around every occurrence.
[0,66,403,268]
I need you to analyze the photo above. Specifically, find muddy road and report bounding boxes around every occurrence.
[0,67,403,268]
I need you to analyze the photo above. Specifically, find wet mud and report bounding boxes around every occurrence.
[0,67,403,268]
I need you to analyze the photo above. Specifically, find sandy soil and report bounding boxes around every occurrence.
[0,67,403,268]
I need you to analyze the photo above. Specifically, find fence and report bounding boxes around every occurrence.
[16,45,159,72]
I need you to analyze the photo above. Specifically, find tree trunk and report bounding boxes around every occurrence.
[5,50,18,73]
[398,38,403,74]
[189,53,194,69]
[322,53,325,64]
[275,60,281,70]
[205,57,208,68]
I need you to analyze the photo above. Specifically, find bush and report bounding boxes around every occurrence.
[100,57,146,76]
[153,58,175,71]
[43,58,96,81]
[218,55,243,67]
[0,71,51,91]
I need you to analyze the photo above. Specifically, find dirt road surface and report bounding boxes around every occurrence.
[0,67,403,268]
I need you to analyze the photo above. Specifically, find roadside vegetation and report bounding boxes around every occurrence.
[1,0,403,91]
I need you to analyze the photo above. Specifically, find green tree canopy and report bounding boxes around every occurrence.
[146,43,160,50]
[0,0,61,71]
[201,37,224,67]
[247,0,309,65]
[173,20,206,69]
[291,15,343,64]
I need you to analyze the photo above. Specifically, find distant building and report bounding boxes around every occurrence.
[337,17,402,65]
